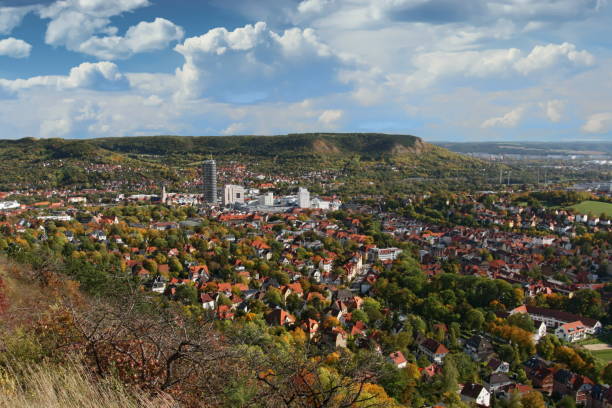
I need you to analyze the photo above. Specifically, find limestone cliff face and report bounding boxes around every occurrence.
[391,138,427,155]
[312,139,341,154]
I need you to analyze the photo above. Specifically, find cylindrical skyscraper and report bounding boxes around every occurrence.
[202,159,218,204]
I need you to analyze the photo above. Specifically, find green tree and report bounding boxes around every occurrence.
[264,287,283,307]
[567,289,604,319]
[441,356,459,394]
[465,308,485,331]
[507,313,535,332]
[363,297,383,322]
[602,363,612,385]
[536,335,556,360]
[174,284,198,305]
[351,309,369,324]
[143,259,158,274]
[557,396,576,408]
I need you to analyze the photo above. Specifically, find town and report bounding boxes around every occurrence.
[1,157,610,408]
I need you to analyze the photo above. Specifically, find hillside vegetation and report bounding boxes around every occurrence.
[0,257,400,408]
[0,133,490,192]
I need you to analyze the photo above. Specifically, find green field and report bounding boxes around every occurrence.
[570,201,612,217]
[592,349,612,362]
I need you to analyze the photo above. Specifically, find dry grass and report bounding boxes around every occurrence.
[0,360,177,408]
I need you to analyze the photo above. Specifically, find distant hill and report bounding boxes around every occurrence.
[0,133,491,191]
[437,141,612,156]
[89,133,429,158]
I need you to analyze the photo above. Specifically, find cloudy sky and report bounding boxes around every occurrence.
[0,0,611,141]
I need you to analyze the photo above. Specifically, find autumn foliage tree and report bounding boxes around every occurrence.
[489,323,535,358]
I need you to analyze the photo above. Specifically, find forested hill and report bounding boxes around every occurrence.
[0,133,490,191]
[1,133,428,159]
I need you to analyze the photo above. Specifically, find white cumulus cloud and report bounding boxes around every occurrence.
[174,22,345,101]
[0,37,31,58]
[381,42,593,95]
[318,109,343,125]
[0,61,128,95]
[175,22,268,57]
[541,100,565,122]
[298,0,335,15]
[0,6,35,35]
[581,112,612,133]
[514,42,594,74]
[78,18,184,59]
[38,0,151,54]
[481,106,525,128]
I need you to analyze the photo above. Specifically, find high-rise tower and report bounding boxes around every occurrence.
[298,187,310,208]
[202,158,218,204]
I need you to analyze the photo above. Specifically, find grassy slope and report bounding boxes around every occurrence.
[0,260,173,408]
[570,201,612,217]
[0,361,172,408]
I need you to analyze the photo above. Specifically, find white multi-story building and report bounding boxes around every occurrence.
[298,187,310,208]
[555,321,588,343]
[509,305,601,335]
[0,201,20,210]
[310,197,329,210]
[259,192,274,206]
[223,184,246,205]
[369,247,403,262]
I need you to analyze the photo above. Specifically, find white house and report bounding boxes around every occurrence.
[200,293,216,310]
[555,321,588,343]
[461,383,491,407]
[418,338,449,364]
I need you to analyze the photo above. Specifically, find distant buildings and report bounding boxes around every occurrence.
[219,185,340,212]
[509,305,602,339]
[569,182,612,193]
[202,159,218,204]
[223,184,245,206]
[0,201,20,210]
[259,192,274,206]
[298,187,310,209]
[369,247,403,262]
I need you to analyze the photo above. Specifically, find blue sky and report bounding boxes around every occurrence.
[0,0,611,141]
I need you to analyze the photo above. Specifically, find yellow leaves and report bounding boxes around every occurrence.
[554,346,590,373]
[325,352,340,364]
[513,287,525,304]
[359,383,403,408]
[291,327,307,345]
[258,369,275,380]
[244,312,258,322]
[490,323,535,354]
[322,316,340,329]
[404,363,421,382]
